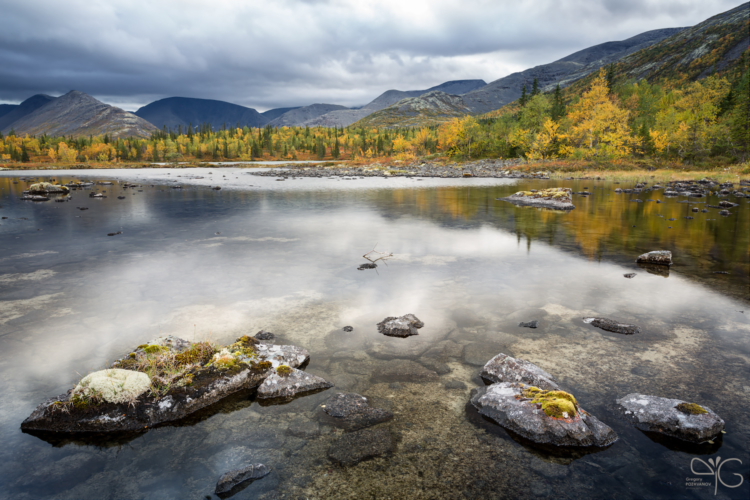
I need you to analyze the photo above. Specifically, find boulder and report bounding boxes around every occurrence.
[255,330,275,341]
[257,366,333,399]
[471,383,617,447]
[21,336,309,433]
[28,182,69,194]
[327,428,394,466]
[215,463,271,495]
[377,314,424,338]
[636,250,672,266]
[481,353,559,390]
[498,187,575,210]
[322,392,393,431]
[583,317,640,335]
[615,394,724,443]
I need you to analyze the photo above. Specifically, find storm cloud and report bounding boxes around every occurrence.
[0,0,742,111]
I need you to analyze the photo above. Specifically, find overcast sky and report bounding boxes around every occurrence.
[0,0,742,111]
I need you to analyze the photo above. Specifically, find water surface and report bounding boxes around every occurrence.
[0,168,748,499]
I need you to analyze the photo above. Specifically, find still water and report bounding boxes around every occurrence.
[0,168,748,499]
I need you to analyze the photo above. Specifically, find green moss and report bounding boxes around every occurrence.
[276,365,292,377]
[142,344,168,355]
[128,352,136,358]
[252,360,273,372]
[522,387,578,419]
[113,358,139,370]
[676,402,707,415]
[174,341,215,366]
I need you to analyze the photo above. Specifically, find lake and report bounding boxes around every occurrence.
[0,168,748,499]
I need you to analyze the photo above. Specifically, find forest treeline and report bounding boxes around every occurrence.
[1,53,747,166]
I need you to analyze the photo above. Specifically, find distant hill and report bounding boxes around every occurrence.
[354,91,471,128]
[3,91,157,138]
[267,103,349,127]
[303,79,486,127]
[261,106,302,121]
[0,104,15,118]
[0,94,55,131]
[135,96,268,130]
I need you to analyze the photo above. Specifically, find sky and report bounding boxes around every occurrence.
[0,0,743,111]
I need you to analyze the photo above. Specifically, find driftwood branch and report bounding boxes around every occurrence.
[363,244,393,265]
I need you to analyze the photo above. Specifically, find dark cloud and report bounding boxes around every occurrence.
[0,0,742,111]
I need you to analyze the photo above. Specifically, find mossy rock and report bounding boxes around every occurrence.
[276,365,292,377]
[523,387,578,419]
[676,402,707,415]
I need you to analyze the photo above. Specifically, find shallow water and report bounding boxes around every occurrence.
[0,168,748,500]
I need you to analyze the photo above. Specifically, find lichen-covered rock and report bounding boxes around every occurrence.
[480,353,559,390]
[28,182,69,194]
[499,187,575,210]
[471,383,617,447]
[257,367,333,399]
[73,369,151,405]
[583,317,641,335]
[636,250,672,266]
[615,393,724,443]
[215,463,271,495]
[377,314,424,337]
[21,336,310,434]
[327,428,394,466]
[322,392,393,431]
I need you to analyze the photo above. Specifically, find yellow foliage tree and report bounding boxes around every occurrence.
[565,69,632,159]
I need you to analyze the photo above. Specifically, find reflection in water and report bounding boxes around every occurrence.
[0,169,748,499]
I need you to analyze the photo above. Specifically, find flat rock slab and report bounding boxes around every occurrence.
[215,463,271,495]
[327,428,394,466]
[366,339,432,359]
[636,250,672,266]
[377,314,424,338]
[371,359,439,383]
[583,317,641,335]
[481,353,559,390]
[498,188,575,210]
[322,393,393,431]
[615,393,724,443]
[472,383,617,447]
[257,367,333,399]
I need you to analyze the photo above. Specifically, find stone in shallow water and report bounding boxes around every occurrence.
[518,320,538,328]
[444,380,467,390]
[623,273,636,279]
[462,342,508,366]
[636,250,672,266]
[377,314,424,337]
[615,393,724,443]
[327,428,394,466]
[257,367,333,399]
[498,187,575,210]
[480,353,559,390]
[583,317,641,335]
[471,383,617,447]
[255,330,275,341]
[286,419,320,439]
[371,359,439,383]
[215,463,270,495]
[322,392,393,431]
[366,338,432,359]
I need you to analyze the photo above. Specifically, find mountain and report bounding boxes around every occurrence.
[3,91,157,138]
[0,104,15,118]
[611,2,749,83]
[261,106,301,121]
[302,79,487,127]
[0,94,55,131]
[267,103,349,127]
[135,97,268,130]
[354,91,471,128]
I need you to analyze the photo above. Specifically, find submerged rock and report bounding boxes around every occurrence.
[471,383,617,447]
[583,317,641,335]
[327,428,394,466]
[636,250,672,266]
[322,392,393,431]
[518,320,538,328]
[357,263,377,270]
[480,353,559,390]
[623,273,636,279]
[498,187,575,210]
[342,326,354,332]
[257,366,333,399]
[615,394,724,443]
[377,314,424,338]
[215,463,271,495]
[371,359,439,382]
[637,262,670,278]
[21,336,310,434]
